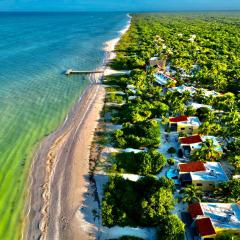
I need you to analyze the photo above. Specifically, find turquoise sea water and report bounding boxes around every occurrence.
[0,12,128,239]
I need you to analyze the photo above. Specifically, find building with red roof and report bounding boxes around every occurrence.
[188,202,240,239]
[178,161,228,190]
[169,116,188,123]
[169,116,201,135]
[179,135,203,156]
[179,135,222,157]
[195,217,216,237]
[188,203,204,219]
[179,161,206,173]
[179,135,202,145]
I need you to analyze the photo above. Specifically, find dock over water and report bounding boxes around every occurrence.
[65,69,104,75]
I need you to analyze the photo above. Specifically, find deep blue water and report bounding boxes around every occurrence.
[0,12,129,239]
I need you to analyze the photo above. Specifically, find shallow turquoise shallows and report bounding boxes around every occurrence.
[0,12,128,240]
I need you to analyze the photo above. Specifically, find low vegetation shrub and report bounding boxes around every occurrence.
[114,120,160,148]
[215,231,240,240]
[157,215,185,240]
[114,149,166,175]
[102,176,175,227]
[106,93,124,104]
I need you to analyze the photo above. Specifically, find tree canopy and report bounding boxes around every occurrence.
[114,120,160,149]
[157,215,185,240]
[102,176,175,227]
[214,179,240,202]
[114,149,167,175]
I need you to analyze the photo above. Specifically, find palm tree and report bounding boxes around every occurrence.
[204,139,222,161]
[165,79,176,88]
[205,111,216,124]
[199,122,222,135]
[215,92,236,111]
[199,121,212,135]
[172,100,186,116]
[231,156,240,173]
[212,74,227,92]
[214,179,240,202]
[191,139,222,162]
[180,185,203,204]
[222,109,240,139]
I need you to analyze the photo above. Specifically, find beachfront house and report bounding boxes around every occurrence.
[179,135,222,156]
[169,116,201,135]
[154,71,176,86]
[168,86,221,98]
[126,84,137,94]
[169,85,197,96]
[187,102,212,110]
[149,56,166,70]
[201,89,221,98]
[189,202,240,239]
[178,161,228,190]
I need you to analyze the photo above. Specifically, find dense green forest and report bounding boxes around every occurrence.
[113,13,240,94]
[110,13,240,172]
[102,13,240,240]
[102,176,175,226]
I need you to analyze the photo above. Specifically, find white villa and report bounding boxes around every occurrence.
[169,85,197,95]
[187,102,212,110]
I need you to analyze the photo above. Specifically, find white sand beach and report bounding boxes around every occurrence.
[25,15,131,240]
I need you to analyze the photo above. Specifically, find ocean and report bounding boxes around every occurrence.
[0,12,129,239]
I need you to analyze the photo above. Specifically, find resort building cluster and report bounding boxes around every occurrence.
[150,56,238,239]
[99,41,240,239]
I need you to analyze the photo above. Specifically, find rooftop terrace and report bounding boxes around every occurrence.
[181,116,201,127]
[190,162,228,182]
[201,203,240,229]
[179,161,206,173]
[201,89,221,97]
[154,72,175,85]
[170,116,201,127]
[188,102,212,110]
[169,85,196,95]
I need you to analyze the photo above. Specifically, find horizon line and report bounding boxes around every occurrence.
[1,9,240,13]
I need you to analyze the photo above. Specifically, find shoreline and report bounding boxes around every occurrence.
[25,14,131,240]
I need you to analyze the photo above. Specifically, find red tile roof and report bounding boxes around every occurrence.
[180,135,202,145]
[179,161,206,173]
[196,217,216,237]
[189,203,204,219]
[170,116,188,123]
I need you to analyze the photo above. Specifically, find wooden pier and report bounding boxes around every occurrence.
[65,69,104,76]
